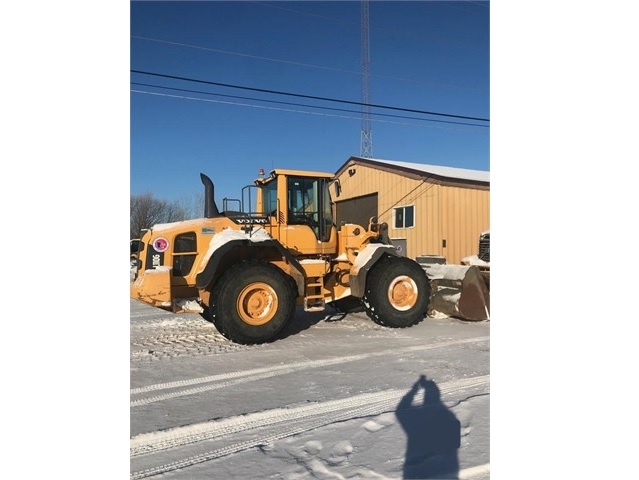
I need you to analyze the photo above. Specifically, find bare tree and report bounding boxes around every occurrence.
[171,193,204,221]
[130,193,189,239]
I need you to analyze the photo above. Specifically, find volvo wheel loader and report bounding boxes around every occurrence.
[130,169,431,344]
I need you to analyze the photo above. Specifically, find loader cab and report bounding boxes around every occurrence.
[255,169,337,255]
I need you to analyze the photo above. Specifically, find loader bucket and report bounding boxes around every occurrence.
[422,264,490,321]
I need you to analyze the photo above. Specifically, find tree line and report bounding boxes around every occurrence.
[130,192,203,239]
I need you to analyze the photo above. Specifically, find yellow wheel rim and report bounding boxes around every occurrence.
[237,282,279,326]
[387,275,418,311]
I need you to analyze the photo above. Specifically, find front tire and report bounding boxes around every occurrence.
[362,256,430,328]
[209,261,296,344]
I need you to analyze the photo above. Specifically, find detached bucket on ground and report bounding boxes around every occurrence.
[421,263,490,321]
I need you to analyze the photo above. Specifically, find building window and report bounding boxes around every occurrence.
[394,205,414,229]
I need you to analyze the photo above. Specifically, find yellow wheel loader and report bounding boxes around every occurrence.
[130,169,431,344]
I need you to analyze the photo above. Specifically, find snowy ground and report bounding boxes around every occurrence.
[130,299,490,479]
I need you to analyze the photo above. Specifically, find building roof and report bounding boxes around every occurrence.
[337,156,490,184]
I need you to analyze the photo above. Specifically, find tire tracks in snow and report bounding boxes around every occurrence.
[130,335,488,407]
[130,316,252,360]
[130,332,247,361]
[130,374,489,479]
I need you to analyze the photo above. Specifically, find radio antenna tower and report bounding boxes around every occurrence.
[360,0,373,158]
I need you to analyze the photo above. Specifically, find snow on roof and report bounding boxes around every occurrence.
[347,157,489,183]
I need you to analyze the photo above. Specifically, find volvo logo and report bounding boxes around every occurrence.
[235,218,269,224]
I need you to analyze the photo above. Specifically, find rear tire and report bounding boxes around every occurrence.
[362,256,430,328]
[208,261,296,344]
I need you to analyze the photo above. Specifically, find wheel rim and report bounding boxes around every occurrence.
[237,282,279,326]
[387,275,418,311]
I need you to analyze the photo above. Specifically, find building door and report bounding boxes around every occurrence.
[335,193,378,230]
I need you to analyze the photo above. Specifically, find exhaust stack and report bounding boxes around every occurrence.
[200,173,221,218]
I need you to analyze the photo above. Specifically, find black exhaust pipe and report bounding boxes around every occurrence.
[200,173,221,218]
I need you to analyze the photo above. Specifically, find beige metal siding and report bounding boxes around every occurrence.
[439,185,490,265]
[334,162,489,265]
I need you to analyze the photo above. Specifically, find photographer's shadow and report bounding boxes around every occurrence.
[396,375,461,479]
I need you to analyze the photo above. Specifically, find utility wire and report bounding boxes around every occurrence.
[131,89,471,131]
[131,36,354,76]
[131,36,484,92]
[131,82,488,128]
[130,70,489,123]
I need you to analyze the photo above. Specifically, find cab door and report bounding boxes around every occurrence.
[283,176,336,255]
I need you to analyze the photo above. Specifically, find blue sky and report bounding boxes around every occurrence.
[130,1,489,205]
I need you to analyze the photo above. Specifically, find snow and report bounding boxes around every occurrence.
[152,218,218,232]
[130,299,490,479]
[174,298,204,313]
[362,159,490,184]
[351,244,396,276]
[460,256,490,268]
[422,264,473,281]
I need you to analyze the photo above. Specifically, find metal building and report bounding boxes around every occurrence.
[333,156,490,265]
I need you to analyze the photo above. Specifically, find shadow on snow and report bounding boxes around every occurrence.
[396,375,461,479]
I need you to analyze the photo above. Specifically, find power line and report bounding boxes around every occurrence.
[131,89,459,130]
[131,35,483,92]
[130,70,490,123]
[131,82,488,128]
[131,89,484,134]
[131,36,356,76]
